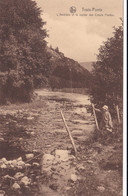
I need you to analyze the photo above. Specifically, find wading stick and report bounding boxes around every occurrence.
[115,105,121,124]
[91,103,100,130]
[60,110,77,155]
[26,153,44,163]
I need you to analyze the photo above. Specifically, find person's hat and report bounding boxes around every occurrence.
[102,105,108,110]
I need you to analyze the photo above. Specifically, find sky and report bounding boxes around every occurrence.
[35,0,123,62]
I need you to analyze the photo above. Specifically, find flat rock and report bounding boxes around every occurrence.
[41,154,55,170]
[70,119,86,124]
[84,124,95,131]
[71,130,84,136]
[55,150,69,161]
[53,129,66,134]
[43,154,55,162]
[74,108,87,115]
[75,136,88,142]
[72,124,95,133]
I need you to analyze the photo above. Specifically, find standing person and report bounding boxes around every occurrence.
[93,105,113,133]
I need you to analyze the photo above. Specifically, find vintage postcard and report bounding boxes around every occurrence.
[0,0,126,195]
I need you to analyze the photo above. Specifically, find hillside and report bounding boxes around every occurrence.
[46,47,92,89]
[80,62,94,72]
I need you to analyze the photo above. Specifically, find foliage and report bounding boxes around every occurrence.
[91,21,123,110]
[0,0,49,104]
[55,47,60,53]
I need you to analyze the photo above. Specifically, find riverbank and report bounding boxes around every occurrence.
[0,90,123,196]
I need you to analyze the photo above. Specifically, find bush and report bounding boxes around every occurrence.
[91,21,123,111]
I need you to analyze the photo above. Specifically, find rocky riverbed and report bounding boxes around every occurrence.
[0,89,123,196]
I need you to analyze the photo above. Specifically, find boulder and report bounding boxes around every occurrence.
[7,160,12,166]
[87,160,93,164]
[33,162,40,167]
[68,155,75,160]
[11,160,18,167]
[17,157,22,162]
[20,176,31,186]
[0,190,5,196]
[3,175,14,180]
[1,158,7,163]
[77,164,85,171]
[25,163,31,167]
[14,172,24,179]
[65,187,71,191]
[97,186,105,192]
[30,132,35,136]
[70,174,77,182]
[0,138,4,142]
[12,183,20,190]
[17,161,25,167]
[49,183,58,191]
[25,154,34,160]
[10,165,14,168]
[27,116,34,120]
[0,164,7,169]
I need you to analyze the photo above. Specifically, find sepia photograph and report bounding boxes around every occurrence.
[0,0,126,195]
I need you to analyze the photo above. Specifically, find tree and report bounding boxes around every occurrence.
[91,21,123,111]
[0,0,49,103]
[55,47,60,53]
